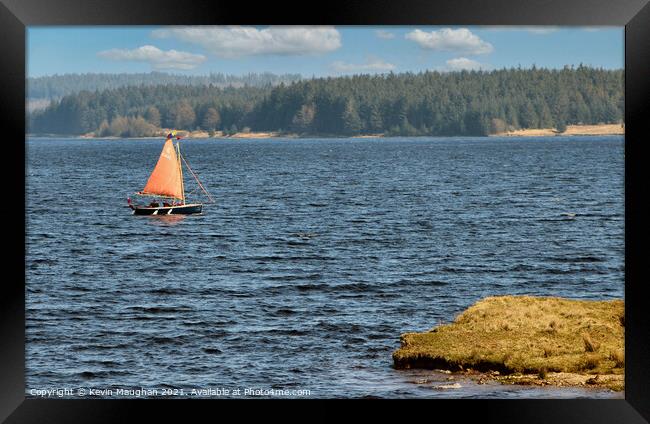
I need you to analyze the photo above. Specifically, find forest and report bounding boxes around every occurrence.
[29,66,623,137]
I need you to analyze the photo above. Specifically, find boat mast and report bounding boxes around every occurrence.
[176,141,185,204]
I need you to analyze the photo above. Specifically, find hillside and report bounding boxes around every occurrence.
[29,66,623,138]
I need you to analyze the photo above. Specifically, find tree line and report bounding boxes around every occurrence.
[28,71,302,100]
[29,66,623,137]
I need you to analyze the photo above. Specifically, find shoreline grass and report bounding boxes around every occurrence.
[491,123,623,137]
[393,296,624,391]
[40,123,622,140]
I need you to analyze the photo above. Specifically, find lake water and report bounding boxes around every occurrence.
[25,136,624,398]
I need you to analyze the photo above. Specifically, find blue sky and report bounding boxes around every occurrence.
[27,26,623,78]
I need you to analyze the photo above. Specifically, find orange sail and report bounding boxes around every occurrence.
[141,139,184,200]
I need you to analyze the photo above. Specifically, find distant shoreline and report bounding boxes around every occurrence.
[28,123,624,140]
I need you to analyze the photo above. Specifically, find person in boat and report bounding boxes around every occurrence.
[149,201,159,208]
[163,201,171,207]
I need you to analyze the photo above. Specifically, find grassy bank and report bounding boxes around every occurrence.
[75,123,623,140]
[492,123,624,137]
[393,296,624,391]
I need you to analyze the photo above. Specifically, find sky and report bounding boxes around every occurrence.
[27,26,624,78]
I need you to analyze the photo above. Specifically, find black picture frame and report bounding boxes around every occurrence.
[2,0,649,421]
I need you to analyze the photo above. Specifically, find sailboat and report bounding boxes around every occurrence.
[128,131,213,215]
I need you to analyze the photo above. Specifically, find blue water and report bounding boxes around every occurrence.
[25,136,624,398]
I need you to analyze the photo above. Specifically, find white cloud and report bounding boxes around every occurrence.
[330,57,396,74]
[97,45,206,70]
[405,28,493,55]
[445,57,487,71]
[526,27,559,34]
[375,29,396,39]
[151,26,341,58]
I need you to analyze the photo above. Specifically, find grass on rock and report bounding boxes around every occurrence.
[393,296,624,380]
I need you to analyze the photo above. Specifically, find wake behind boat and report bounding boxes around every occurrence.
[128,132,213,215]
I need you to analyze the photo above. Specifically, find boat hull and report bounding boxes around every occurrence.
[132,203,202,216]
